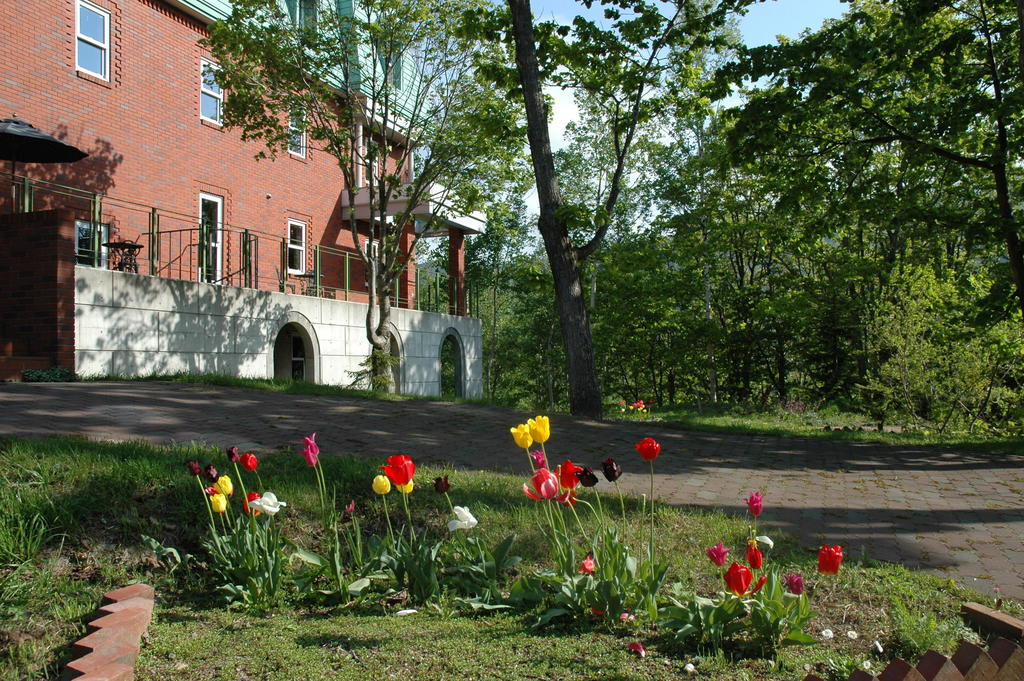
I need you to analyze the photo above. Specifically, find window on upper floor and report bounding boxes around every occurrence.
[288,0,318,27]
[287,220,306,274]
[200,60,223,124]
[76,0,110,80]
[289,110,307,157]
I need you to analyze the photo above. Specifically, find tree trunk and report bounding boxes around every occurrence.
[507,0,603,417]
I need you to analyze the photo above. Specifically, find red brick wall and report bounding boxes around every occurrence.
[0,210,77,369]
[0,0,428,302]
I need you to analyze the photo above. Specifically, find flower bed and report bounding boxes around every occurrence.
[0,433,1004,681]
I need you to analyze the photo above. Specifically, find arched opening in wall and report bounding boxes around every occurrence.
[439,333,463,399]
[388,333,402,394]
[273,323,315,382]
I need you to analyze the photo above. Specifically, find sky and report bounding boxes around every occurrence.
[536,0,848,149]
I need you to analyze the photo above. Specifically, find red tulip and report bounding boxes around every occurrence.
[226,446,241,463]
[523,468,558,500]
[380,454,415,486]
[578,553,595,574]
[186,460,202,476]
[204,464,218,482]
[746,541,763,570]
[243,491,261,515]
[744,490,764,517]
[556,460,582,490]
[345,500,356,514]
[724,562,768,597]
[240,452,258,472]
[634,437,661,461]
[818,545,844,575]
[556,488,578,506]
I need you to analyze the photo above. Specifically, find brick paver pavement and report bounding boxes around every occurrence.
[2,382,1021,600]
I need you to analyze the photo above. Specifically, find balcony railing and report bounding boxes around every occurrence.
[2,172,477,316]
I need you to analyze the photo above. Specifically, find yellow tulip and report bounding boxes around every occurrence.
[210,493,227,514]
[510,423,533,450]
[214,475,233,497]
[396,481,414,494]
[372,474,392,495]
[528,415,550,444]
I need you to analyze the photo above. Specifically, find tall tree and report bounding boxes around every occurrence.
[497,0,746,417]
[206,0,520,387]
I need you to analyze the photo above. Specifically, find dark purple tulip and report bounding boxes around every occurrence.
[226,446,241,463]
[576,466,599,488]
[204,464,219,482]
[601,458,622,482]
[186,460,202,476]
[433,475,450,494]
[784,572,805,595]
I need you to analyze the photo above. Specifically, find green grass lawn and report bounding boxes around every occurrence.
[0,436,1011,681]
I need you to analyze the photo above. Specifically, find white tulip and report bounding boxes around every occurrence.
[684,663,696,674]
[755,535,774,549]
[447,506,478,532]
[249,492,287,516]
[395,609,418,616]
[821,628,834,639]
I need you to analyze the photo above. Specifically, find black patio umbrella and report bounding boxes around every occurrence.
[0,117,89,176]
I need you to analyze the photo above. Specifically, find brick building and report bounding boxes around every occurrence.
[0,0,484,396]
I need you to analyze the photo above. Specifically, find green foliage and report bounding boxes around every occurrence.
[21,367,76,382]
[883,601,978,662]
[204,515,288,610]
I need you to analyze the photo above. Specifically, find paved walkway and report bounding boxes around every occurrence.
[1,382,1021,600]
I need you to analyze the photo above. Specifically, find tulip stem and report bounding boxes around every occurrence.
[443,492,455,514]
[540,442,549,470]
[381,495,395,544]
[197,477,215,529]
[613,481,626,525]
[400,490,414,544]
[648,460,656,564]
[233,462,248,506]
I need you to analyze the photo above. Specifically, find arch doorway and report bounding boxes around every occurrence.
[439,331,464,399]
[273,323,315,381]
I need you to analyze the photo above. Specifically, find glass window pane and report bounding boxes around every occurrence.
[202,70,221,94]
[288,248,303,271]
[290,224,303,244]
[79,5,105,42]
[200,93,220,121]
[77,40,105,76]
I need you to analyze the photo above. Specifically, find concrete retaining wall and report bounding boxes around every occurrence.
[74,267,483,398]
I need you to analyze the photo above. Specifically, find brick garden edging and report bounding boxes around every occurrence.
[804,637,1024,681]
[61,584,154,681]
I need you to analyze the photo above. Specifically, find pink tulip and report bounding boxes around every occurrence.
[523,468,558,500]
[744,490,764,517]
[529,449,546,469]
[578,553,595,574]
[783,572,804,595]
[302,432,320,467]
[627,642,646,658]
[706,542,730,566]
[345,500,356,514]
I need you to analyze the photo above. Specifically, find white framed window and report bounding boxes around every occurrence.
[76,0,110,80]
[290,0,317,27]
[287,220,306,274]
[200,59,223,124]
[288,110,306,157]
[74,220,109,267]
